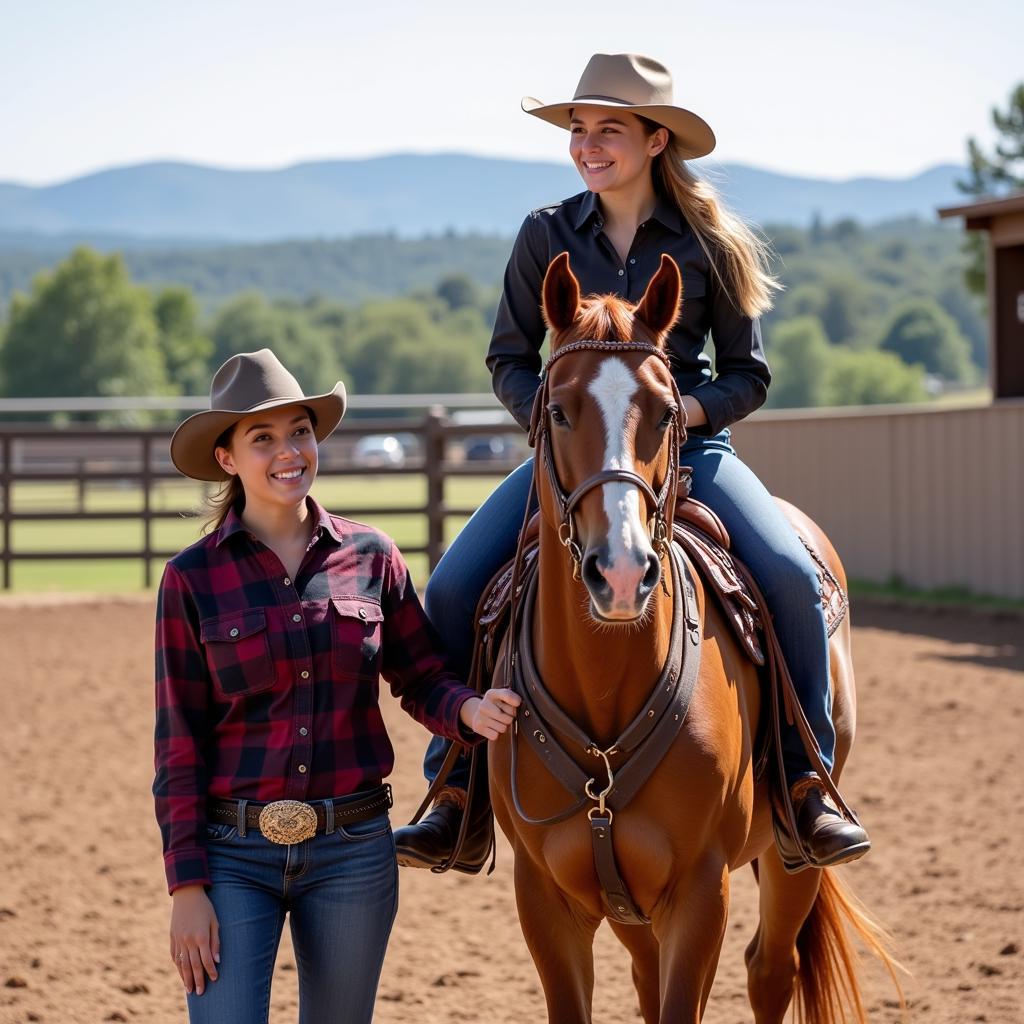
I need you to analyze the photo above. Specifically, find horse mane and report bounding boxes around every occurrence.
[555,294,662,349]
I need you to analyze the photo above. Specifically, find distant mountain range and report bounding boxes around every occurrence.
[0,154,966,241]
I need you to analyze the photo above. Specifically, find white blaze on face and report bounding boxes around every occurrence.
[587,358,653,603]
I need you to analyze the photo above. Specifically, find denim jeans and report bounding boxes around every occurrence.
[423,431,835,788]
[185,805,398,1024]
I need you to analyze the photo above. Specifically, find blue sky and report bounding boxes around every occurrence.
[1,0,1018,185]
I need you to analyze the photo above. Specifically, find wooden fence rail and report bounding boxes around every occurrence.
[0,414,526,590]
[4,400,1022,598]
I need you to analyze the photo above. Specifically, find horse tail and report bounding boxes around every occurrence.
[793,868,906,1024]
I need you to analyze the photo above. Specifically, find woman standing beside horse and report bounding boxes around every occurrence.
[397,52,869,872]
[153,349,519,1024]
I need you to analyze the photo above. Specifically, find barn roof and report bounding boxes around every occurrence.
[938,191,1024,230]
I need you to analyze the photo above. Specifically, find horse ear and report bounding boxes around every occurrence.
[542,252,581,336]
[634,254,682,341]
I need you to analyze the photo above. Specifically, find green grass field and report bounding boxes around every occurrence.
[9,475,1021,611]
[2,475,507,591]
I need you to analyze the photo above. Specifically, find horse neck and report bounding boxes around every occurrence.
[532,518,674,746]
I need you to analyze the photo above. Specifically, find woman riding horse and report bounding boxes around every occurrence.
[395,52,870,871]
[481,252,898,1023]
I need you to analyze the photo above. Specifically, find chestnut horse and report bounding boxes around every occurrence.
[488,253,900,1023]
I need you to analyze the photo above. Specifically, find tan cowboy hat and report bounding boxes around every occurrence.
[522,53,715,160]
[170,349,347,482]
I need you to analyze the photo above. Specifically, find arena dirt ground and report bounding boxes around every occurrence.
[0,595,1021,1023]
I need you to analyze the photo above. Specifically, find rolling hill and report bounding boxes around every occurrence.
[0,154,966,241]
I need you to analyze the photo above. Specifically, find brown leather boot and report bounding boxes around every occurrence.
[773,775,871,873]
[393,786,493,874]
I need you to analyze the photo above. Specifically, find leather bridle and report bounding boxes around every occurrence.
[527,339,687,579]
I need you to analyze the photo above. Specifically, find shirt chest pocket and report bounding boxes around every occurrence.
[331,597,384,681]
[678,275,707,332]
[200,609,276,699]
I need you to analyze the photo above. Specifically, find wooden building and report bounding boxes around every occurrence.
[939,192,1024,399]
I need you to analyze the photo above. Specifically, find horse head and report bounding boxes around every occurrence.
[534,251,686,622]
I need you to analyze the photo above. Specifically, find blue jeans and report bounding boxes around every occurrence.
[423,431,835,788]
[185,806,398,1024]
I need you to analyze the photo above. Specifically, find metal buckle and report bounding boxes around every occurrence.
[257,800,318,845]
[584,746,616,817]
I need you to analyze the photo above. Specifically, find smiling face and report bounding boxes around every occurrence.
[213,404,318,512]
[569,105,668,196]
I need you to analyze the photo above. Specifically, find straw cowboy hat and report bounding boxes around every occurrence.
[170,349,347,482]
[522,53,715,160]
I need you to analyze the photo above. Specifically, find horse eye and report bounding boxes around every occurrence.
[658,407,677,430]
[549,405,569,427]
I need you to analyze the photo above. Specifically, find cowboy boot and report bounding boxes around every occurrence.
[773,774,871,873]
[394,785,493,873]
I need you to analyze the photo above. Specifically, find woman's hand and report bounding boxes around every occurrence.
[170,884,220,995]
[460,688,522,741]
[681,394,707,429]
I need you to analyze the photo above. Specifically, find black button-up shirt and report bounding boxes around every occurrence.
[486,189,771,437]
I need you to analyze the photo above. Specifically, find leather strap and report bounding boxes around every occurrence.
[728,558,863,871]
[508,543,699,822]
[407,741,464,826]
[208,785,392,833]
[404,556,514,875]
[530,339,686,583]
[590,814,650,924]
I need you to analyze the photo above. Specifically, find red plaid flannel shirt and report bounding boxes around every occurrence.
[153,497,478,893]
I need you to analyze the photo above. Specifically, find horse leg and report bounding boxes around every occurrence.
[744,848,821,1024]
[652,856,730,1023]
[512,849,601,1024]
[608,921,660,1024]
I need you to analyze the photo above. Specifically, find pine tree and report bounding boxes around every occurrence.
[958,84,1024,296]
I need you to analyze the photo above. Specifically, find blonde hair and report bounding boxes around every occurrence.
[648,129,780,318]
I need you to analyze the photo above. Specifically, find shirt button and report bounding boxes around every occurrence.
[357,607,368,620]
[618,269,625,276]
[299,727,308,736]
[300,670,310,679]
[297,764,307,774]
[630,258,636,264]
[292,613,302,623]
[229,627,239,638]
[283,577,291,586]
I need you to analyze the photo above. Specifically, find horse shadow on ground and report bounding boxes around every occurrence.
[850,602,1024,675]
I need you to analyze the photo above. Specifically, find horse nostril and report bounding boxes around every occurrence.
[581,550,608,594]
[641,552,661,593]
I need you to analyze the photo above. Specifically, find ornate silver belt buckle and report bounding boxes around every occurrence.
[258,800,318,845]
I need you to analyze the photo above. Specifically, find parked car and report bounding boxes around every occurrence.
[463,435,514,462]
[352,434,406,468]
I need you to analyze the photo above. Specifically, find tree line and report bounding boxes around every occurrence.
[0,219,988,421]
[0,248,499,419]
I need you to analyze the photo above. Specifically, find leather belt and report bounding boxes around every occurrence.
[207,784,392,844]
